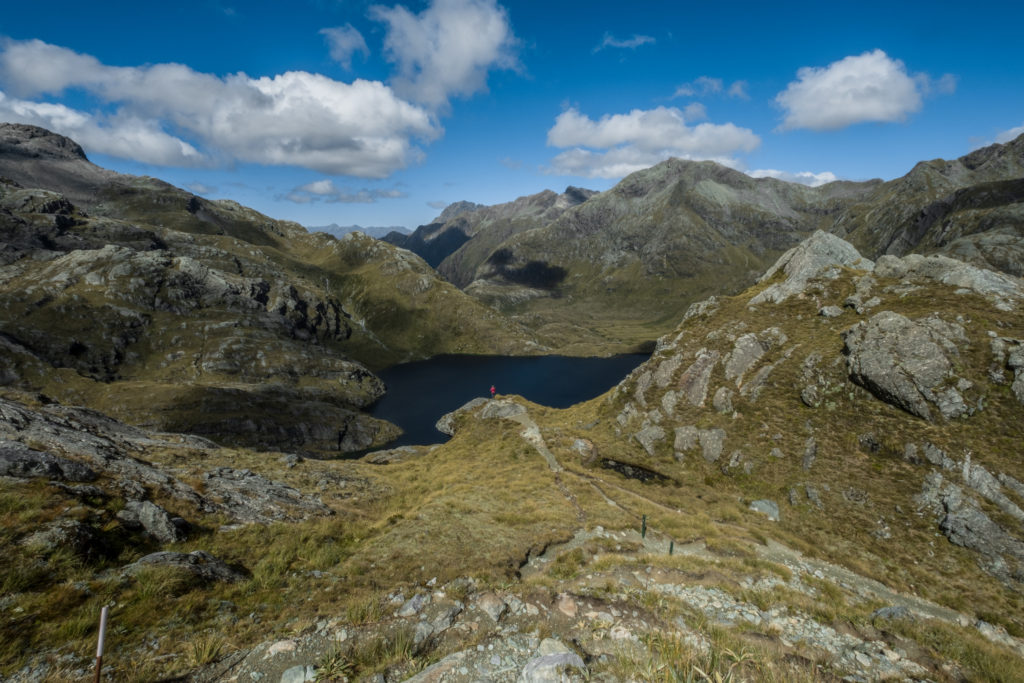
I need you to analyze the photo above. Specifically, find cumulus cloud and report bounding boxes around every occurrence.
[545,106,760,178]
[0,91,204,166]
[371,0,519,109]
[0,38,439,176]
[284,179,407,204]
[776,49,952,131]
[995,122,1024,144]
[593,33,656,52]
[320,24,370,69]
[748,168,838,187]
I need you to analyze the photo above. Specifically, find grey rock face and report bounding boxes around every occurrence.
[672,426,726,462]
[279,665,316,683]
[0,441,96,481]
[22,519,100,558]
[819,305,844,318]
[724,334,765,384]
[480,399,528,420]
[634,425,665,456]
[875,253,1022,310]
[518,639,585,683]
[677,349,719,407]
[751,231,874,305]
[699,429,726,463]
[749,500,780,521]
[435,397,489,436]
[844,311,968,420]
[123,500,187,543]
[917,473,1024,581]
[202,468,331,524]
[712,387,734,413]
[673,426,698,457]
[123,550,245,583]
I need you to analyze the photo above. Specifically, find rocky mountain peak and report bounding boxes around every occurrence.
[434,199,486,224]
[0,123,89,162]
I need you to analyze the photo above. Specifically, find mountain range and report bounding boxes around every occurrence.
[391,137,1023,352]
[1,122,1023,682]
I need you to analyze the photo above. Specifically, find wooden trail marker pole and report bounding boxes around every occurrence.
[93,606,109,683]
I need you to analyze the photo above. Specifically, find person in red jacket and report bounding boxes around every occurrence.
[490,385,496,398]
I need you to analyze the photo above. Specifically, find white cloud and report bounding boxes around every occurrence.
[545,106,760,178]
[499,156,522,169]
[776,49,931,131]
[0,91,204,166]
[995,122,1024,144]
[727,80,749,100]
[748,168,838,187]
[594,33,656,52]
[371,0,519,109]
[299,179,338,195]
[0,38,439,177]
[673,76,722,98]
[320,24,369,69]
[682,102,707,122]
[285,179,407,204]
[427,200,448,209]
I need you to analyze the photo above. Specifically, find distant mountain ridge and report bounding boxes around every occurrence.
[383,186,597,271]
[389,135,1024,351]
[309,223,410,240]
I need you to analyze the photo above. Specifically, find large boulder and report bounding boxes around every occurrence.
[843,311,969,420]
[122,550,246,583]
[120,500,187,543]
[0,441,97,481]
[750,231,873,305]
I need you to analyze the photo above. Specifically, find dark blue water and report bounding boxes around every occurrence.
[369,354,649,447]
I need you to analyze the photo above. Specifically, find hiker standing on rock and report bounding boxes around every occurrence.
[490,385,496,399]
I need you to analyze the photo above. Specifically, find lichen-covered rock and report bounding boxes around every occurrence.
[699,428,726,463]
[122,500,187,543]
[843,311,969,420]
[712,386,734,413]
[634,425,665,456]
[750,231,874,305]
[22,519,100,558]
[724,334,764,384]
[750,499,780,521]
[122,550,246,583]
[202,468,331,524]
[435,397,489,436]
[677,349,719,407]
[0,441,96,481]
[875,253,1022,310]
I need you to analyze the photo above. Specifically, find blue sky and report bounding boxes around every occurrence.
[1,0,1021,229]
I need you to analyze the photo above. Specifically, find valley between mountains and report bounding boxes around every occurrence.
[2,122,1024,682]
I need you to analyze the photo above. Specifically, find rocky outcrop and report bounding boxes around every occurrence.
[435,397,489,436]
[0,441,96,481]
[0,394,332,526]
[120,500,187,543]
[122,550,246,583]
[917,473,1024,582]
[750,230,874,305]
[201,467,331,524]
[875,253,1022,311]
[843,312,970,420]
